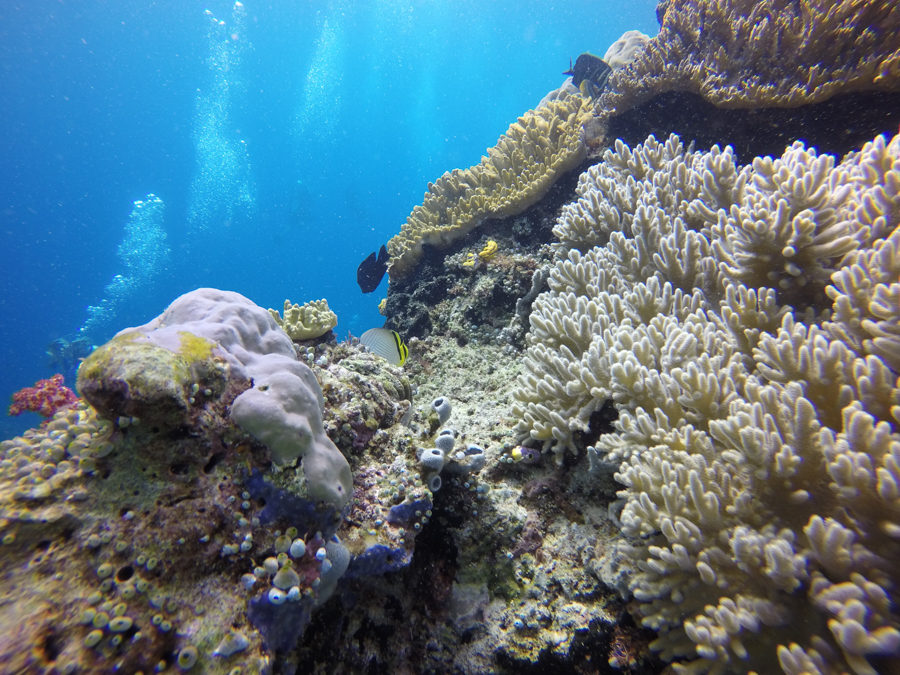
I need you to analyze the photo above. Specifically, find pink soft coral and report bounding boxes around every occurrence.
[9,374,79,418]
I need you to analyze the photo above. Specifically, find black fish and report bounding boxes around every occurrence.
[357,244,389,293]
[564,53,612,96]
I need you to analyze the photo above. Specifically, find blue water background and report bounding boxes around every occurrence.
[0,0,659,438]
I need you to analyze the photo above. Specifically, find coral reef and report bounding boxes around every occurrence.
[283,333,637,673]
[514,132,890,459]
[0,290,435,673]
[268,298,337,341]
[386,93,592,279]
[314,345,412,458]
[6,5,900,672]
[0,397,277,674]
[514,132,900,673]
[386,229,549,342]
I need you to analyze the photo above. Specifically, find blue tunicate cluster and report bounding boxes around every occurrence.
[80,195,170,340]
[417,399,487,493]
[244,469,342,541]
[418,447,445,472]
[435,429,456,454]
[428,474,442,492]
[387,497,433,526]
[345,544,413,579]
[445,444,486,474]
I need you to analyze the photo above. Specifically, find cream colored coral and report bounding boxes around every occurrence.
[516,135,741,461]
[823,135,900,375]
[268,299,337,340]
[710,142,861,309]
[599,0,900,115]
[520,133,884,461]
[386,92,590,278]
[513,132,900,673]
[615,359,900,674]
[603,30,650,71]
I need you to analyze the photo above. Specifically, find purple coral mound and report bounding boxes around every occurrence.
[115,288,352,509]
[123,287,298,369]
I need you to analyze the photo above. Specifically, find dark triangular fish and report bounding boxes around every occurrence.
[357,244,389,293]
[564,53,612,97]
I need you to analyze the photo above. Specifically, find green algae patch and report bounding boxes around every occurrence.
[177,331,216,365]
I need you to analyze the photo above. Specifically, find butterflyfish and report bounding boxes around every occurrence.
[359,328,408,366]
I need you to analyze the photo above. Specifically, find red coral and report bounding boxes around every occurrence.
[9,374,79,418]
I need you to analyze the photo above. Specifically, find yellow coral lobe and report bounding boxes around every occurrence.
[268,298,337,340]
[378,298,387,316]
[478,240,498,261]
[177,332,217,364]
[462,253,476,268]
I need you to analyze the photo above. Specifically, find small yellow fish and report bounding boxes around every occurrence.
[511,446,541,464]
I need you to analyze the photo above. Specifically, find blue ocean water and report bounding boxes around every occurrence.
[0,0,659,439]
